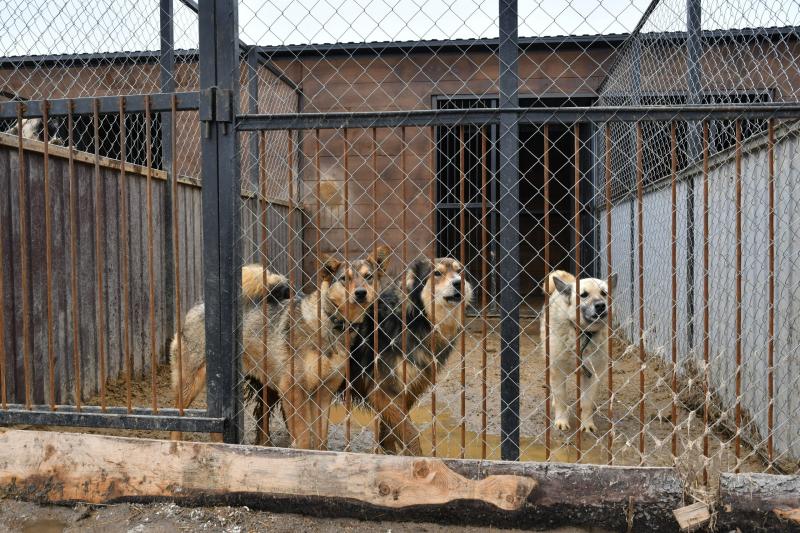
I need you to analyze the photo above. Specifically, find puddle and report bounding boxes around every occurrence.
[329,404,606,463]
[21,519,67,533]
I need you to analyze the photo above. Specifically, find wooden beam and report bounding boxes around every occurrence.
[0,429,682,529]
[719,473,800,531]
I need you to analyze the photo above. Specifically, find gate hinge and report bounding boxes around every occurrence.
[200,87,233,137]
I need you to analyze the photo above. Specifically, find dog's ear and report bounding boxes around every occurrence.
[406,257,432,291]
[369,244,391,275]
[608,272,618,291]
[320,255,342,282]
[552,275,573,296]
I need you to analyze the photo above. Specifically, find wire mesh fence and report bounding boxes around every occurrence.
[229,0,800,490]
[0,0,799,498]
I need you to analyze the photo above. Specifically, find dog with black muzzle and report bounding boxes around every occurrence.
[541,270,616,434]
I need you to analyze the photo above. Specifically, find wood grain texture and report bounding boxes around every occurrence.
[0,141,295,405]
[0,430,685,529]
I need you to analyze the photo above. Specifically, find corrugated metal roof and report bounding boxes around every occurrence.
[0,26,795,66]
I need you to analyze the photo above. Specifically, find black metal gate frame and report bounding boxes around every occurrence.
[4,0,800,452]
[203,0,800,458]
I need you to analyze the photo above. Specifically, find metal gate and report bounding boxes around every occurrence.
[1,0,799,489]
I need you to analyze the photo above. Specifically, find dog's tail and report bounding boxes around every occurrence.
[543,270,576,295]
[241,264,290,303]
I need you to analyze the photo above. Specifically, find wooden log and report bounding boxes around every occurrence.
[0,429,683,529]
[672,501,710,531]
[718,473,800,532]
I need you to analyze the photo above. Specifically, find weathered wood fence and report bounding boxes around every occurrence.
[0,135,296,405]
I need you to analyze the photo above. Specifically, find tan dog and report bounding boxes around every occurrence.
[170,248,388,449]
[541,270,616,434]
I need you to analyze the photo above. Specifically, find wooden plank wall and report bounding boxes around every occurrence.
[0,138,294,406]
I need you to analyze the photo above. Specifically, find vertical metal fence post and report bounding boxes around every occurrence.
[160,0,176,354]
[498,0,520,461]
[199,0,242,443]
[685,0,703,355]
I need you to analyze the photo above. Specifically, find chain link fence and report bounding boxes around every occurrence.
[232,0,800,492]
[0,0,798,498]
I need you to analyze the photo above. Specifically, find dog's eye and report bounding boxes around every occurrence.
[580,291,589,299]
[433,271,442,277]
[364,273,373,281]
[600,290,607,297]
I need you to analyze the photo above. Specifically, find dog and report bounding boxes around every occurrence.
[168,265,290,441]
[4,118,64,145]
[346,257,473,455]
[170,249,387,450]
[540,270,616,434]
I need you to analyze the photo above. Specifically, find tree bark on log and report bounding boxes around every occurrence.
[0,429,683,530]
[718,473,800,532]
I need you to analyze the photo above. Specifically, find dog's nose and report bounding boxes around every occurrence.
[354,288,368,302]
[450,279,462,293]
[594,302,607,315]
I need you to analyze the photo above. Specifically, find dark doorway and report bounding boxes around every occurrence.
[434,95,596,315]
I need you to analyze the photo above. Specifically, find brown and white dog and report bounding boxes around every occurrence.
[541,270,616,434]
[169,249,388,450]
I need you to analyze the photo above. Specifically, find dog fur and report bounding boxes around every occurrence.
[169,265,290,440]
[347,257,473,455]
[540,270,616,434]
[5,118,64,145]
[170,249,388,450]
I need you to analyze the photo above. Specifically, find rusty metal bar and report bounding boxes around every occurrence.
[16,103,32,410]
[43,100,56,409]
[343,127,352,449]
[171,94,184,416]
[401,126,409,451]
[119,97,132,413]
[371,127,380,452]
[574,123,582,460]
[459,125,467,459]
[93,99,107,412]
[604,123,613,465]
[543,123,552,460]
[480,126,489,460]
[315,128,323,448]
[636,122,645,463]
[287,130,298,445]
[258,130,270,443]
[429,125,437,457]
[734,119,742,471]
[145,95,158,413]
[67,101,81,410]
[767,119,775,465]
[670,121,678,459]
[256,131,270,443]
[702,120,710,484]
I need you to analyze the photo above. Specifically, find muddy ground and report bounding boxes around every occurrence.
[7,316,768,528]
[0,499,612,533]
[15,316,767,485]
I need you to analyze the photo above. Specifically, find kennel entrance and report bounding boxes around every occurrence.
[434,96,597,315]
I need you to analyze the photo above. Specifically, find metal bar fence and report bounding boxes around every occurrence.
[0,0,798,492]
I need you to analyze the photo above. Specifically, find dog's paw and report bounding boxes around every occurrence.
[580,419,597,434]
[554,418,570,432]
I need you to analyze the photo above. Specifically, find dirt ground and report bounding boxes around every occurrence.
[11,316,767,496]
[0,500,613,533]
